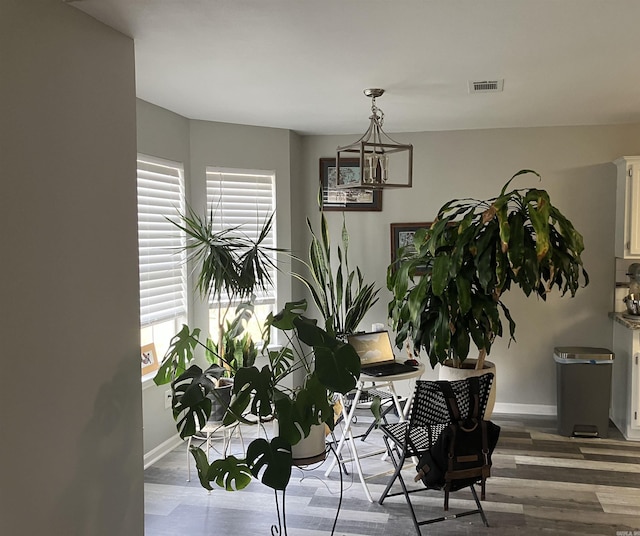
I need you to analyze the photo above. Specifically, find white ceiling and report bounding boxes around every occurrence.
[71,0,640,136]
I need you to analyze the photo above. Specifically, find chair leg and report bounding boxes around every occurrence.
[378,437,423,536]
[186,436,192,482]
[378,436,403,504]
[470,484,489,527]
[360,399,396,441]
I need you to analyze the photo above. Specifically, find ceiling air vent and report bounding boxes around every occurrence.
[468,79,504,93]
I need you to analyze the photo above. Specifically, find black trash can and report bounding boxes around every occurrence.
[554,346,614,438]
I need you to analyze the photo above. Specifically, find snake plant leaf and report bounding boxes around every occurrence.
[336,262,344,321]
[245,437,293,491]
[205,455,253,491]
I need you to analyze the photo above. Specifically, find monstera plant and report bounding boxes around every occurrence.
[178,299,360,492]
[388,170,589,370]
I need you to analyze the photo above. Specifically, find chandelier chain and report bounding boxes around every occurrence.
[370,96,384,127]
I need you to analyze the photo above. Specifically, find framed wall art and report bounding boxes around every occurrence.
[319,157,382,211]
[141,342,159,377]
[390,222,432,275]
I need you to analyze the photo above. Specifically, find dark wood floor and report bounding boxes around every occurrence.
[144,412,640,535]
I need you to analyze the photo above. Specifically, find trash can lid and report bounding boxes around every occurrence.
[553,346,614,360]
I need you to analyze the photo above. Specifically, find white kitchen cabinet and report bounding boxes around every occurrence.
[615,156,640,258]
[611,321,640,440]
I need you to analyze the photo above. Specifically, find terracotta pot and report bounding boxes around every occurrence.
[438,359,497,419]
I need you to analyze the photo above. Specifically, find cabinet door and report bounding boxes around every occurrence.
[628,164,640,256]
[633,351,640,430]
[615,157,640,258]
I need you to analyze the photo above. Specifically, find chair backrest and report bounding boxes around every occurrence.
[409,373,494,428]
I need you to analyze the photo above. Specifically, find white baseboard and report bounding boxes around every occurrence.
[493,402,557,416]
[144,434,183,469]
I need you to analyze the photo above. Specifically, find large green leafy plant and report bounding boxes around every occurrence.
[295,213,380,337]
[388,170,589,369]
[176,300,360,491]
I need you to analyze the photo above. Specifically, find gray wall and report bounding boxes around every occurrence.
[136,100,192,461]
[298,125,640,411]
[1,1,141,535]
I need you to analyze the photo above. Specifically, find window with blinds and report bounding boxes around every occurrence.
[206,168,277,307]
[137,155,187,326]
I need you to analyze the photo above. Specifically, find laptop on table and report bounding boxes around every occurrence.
[347,331,417,377]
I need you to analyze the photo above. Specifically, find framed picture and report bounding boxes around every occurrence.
[390,222,432,275]
[141,343,159,376]
[319,157,382,211]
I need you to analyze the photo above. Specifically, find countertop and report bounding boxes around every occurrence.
[610,311,640,329]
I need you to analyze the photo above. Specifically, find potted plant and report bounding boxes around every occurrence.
[154,205,278,413]
[387,170,589,414]
[294,212,380,338]
[173,299,360,532]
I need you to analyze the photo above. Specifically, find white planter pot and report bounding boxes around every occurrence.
[291,424,327,466]
[438,359,497,419]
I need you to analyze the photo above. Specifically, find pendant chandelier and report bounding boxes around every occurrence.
[336,88,413,189]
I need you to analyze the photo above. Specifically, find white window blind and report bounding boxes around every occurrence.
[137,156,187,326]
[206,168,277,306]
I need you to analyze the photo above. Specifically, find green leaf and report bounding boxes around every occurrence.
[232,365,274,418]
[190,446,214,491]
[456,276,472,314]
[154,325,201,385]
[313,343,360,394]
[499,169,541,196]
[171,365,213,439]
[206,455,253,491]
[370,395,382,428]
[245,437,292,491]
[431,253,451,296]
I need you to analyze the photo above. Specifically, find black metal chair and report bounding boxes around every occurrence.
[378,374,495,534]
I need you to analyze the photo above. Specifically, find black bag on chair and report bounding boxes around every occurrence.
[414,377,500,508]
